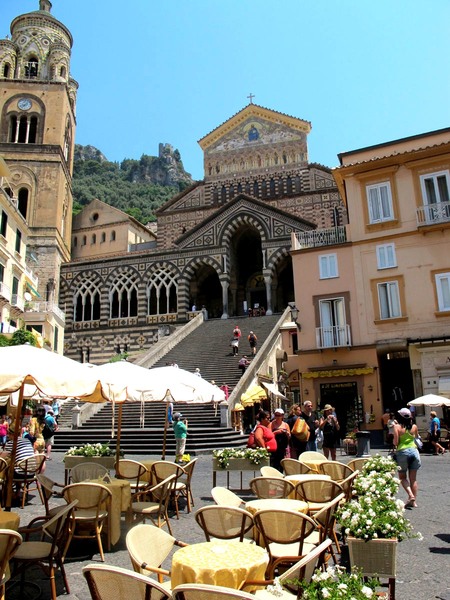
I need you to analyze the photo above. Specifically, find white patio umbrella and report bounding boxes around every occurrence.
[92,362,225,460]
[408,394,450,407]
[0,345,127,508]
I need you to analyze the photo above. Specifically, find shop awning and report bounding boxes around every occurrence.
[25,281,41,298]
[302,367,374,379]
[241,384,267,407]
[262,381,287,401]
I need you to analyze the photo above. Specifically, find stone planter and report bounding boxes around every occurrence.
[64,456,116,470]
[342,438,357,455]
[212,457,269,471]
[347,536,398,578]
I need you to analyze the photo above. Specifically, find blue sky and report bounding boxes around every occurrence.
[3,0,450,180]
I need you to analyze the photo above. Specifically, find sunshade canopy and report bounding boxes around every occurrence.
[408,393,450,407]
[241,384,267,407]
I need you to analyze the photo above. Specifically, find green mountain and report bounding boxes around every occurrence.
[72,143,194,224]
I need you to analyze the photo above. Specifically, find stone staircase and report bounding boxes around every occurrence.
[53,315,281,456]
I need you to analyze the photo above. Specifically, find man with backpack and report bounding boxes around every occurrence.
[43,409,57,460]
[248,331,258,356]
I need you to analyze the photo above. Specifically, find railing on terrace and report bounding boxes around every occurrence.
[11,294,25,311]
[24,265,39,287]
[292,226,347,250]
[25,301,65,323]
[416,202,450,226]
[0,282,11,302]
[316,324,351,349]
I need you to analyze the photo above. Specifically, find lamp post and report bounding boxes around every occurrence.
[289,304,301,331]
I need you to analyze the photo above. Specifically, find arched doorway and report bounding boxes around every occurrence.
[188,264,222,319]
[229,225,264,316]
[272,254,294,313]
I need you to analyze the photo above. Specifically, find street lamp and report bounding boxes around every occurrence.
[289,304,301,331]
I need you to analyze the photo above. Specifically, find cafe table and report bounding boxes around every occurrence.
[88,477,131,545]
[171,540,269,591]
[283,474,331,498]
[0,510,20,531]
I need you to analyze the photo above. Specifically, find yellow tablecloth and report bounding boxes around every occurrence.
[139,460,155,484]
[301,459,327,473]
[88,478,131,545]
[245,498,309,516]
[0,511,20,531]
[171,541,268,590]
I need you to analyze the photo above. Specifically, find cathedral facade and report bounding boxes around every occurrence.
[61,103,346,364]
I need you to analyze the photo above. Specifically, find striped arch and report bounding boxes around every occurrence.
[182,255,223,281]
[266,245,291,276]
[219,212,269,248]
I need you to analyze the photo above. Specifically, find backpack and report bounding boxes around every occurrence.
[42,417,56,439]
[292,417,310,442]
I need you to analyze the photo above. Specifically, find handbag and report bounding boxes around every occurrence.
[292,417,310,442]
[414,435,423,451]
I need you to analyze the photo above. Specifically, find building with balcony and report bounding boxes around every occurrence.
[285,127,450,441]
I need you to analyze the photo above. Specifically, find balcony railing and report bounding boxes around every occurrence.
[11,294,25,312]
[292,226,347,250]
[0,282,11,302]
[316,324,352,349]
[416,201,450,226]
[25,301,65,323]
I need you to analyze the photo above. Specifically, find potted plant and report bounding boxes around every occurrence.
[342,431,357,455]
[267,565,382,599]
[336,455,422,579]
[212,447,269,470]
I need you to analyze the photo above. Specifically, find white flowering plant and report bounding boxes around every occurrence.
[213,447,269,469]
[64,442,114,458]
[271,566,381,599]
[336,454,421,542]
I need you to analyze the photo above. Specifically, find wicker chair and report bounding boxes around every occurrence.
[126,523,188,587]
[347,457,369,472]
[260,466,284,478]
[295,479,343,513]
[130,474,176,535]
[12,454,46,508]
[70,462,109,483]
[253,508,318,578]
[0,458,9,508]
[281,458,312,476]
[83,563,171,600]
[0,529,22,600]
[211,487,245,508]
[115,459,148,494]
[319,461,353,482]
[305,493,345,562]
[151,461,187,518]
[195,505,254,543]
[340,470,360,502]
[242,538,333,598]
[12,500,78,600]
[249,477,294,499]
[178,457,198,512]
[63,483,112,562]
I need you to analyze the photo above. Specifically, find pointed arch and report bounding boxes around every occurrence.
[107,268,140,319]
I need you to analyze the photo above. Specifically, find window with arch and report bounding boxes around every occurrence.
[9,115,38,144]
[82,235,87,246]
[101,232,106,243]
[64,120,72,162]
[24,57,39,79]
[74,279,101,322]
[146,269,178,315]
[18,188,28,219]
[109,271,139,319]
[110,230,116,241]
[73,236,78,247]
[91,234,96,244]
[2,63,11,78]
[60,66,66,78]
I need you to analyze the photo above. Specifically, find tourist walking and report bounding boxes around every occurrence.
[286,404,308,459]
[231,325,241,355]
[269,408,291,472]
[248,331,257,355]
[429,411,446,454]
[319,404,340,460]
[393,407,421,508]
[302,401,319,451]
[238,355,250,377]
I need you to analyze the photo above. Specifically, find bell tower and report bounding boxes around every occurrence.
[0,0,78,302]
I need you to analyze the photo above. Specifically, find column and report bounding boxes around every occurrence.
[220,278,229,319]
[264,273,273,316]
